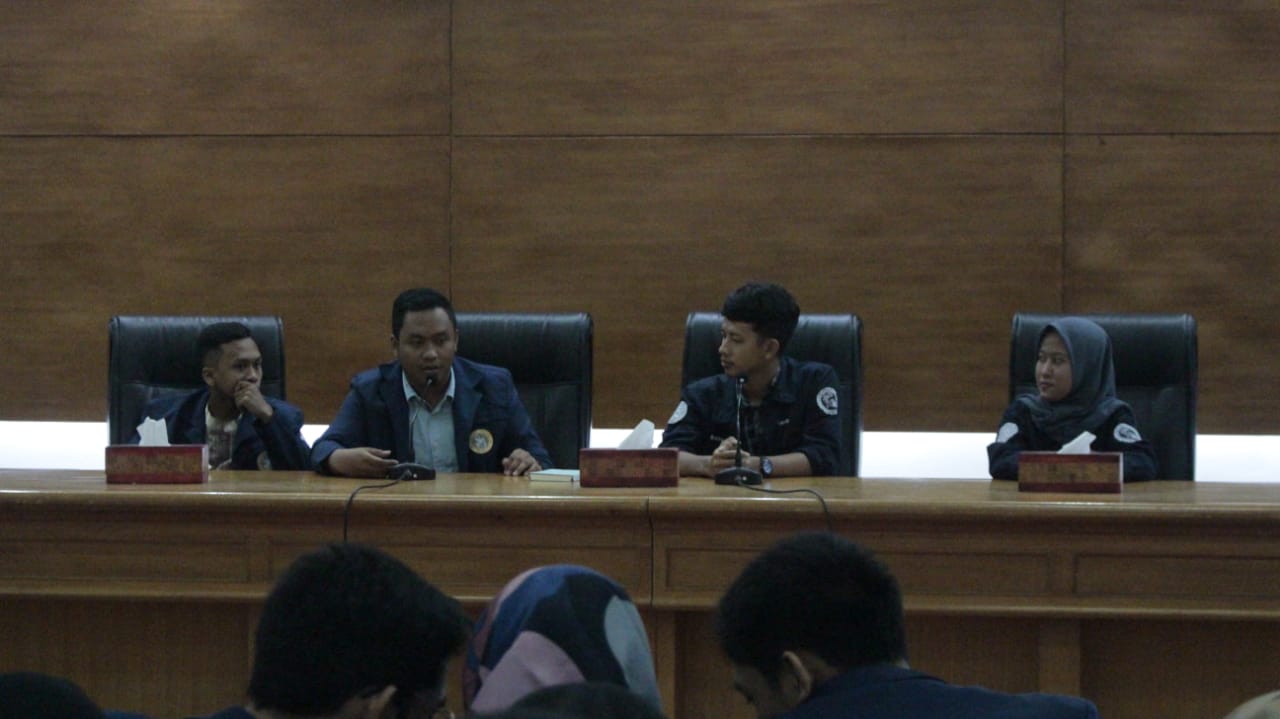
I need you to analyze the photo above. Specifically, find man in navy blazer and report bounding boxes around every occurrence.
[312,288,551,477]
[716,533,1099,719]
[131,321,311,471]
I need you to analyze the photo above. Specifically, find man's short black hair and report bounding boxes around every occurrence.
[715,532,906,685]
[0,672,104,719]
[510,682,668,719]
[720,282,801,352]
[247,543,470,716]
[196,321,254,368]
[392,288,457,338]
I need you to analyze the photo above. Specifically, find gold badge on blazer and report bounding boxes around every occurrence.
[469,428,495,455]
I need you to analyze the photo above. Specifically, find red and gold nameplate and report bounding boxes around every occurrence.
[105,445,209,484]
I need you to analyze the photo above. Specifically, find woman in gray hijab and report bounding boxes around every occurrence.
[987,317,1157,481]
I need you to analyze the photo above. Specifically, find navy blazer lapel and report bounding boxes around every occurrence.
[451,360,483,468]
[182,391,211,445]
[380,362,414,462]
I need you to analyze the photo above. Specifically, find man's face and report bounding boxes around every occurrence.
[202,338,263,400]
[394,308,458,395]
[731,664,797,719]
[719,319,771,379]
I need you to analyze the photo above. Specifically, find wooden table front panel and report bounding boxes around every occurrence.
[4,472,1280,719]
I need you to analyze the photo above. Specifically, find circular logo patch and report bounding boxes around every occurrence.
[667,401,688,425]
[1113,423,1142,444]
[996,422,1019,444]
[469,428,495,454]
[816,387,838,416]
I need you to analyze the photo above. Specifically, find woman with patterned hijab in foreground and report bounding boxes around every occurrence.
[463,565,662,715]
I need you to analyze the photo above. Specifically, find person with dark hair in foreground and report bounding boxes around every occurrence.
[716,532,1098,719]
[129,321,311,470]
[0,672,105,719]
[500,682,667,719]
[660,282,842,478]
[189,543,470,719]
[312,287,552,477]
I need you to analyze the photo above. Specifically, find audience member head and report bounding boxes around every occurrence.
[463,565,661,715]
[507,682,668,719]
[392,288,457,339]
[720,282,801,354]
[246,542,470,719]
[0,672,105,719]
[716,532,906,718]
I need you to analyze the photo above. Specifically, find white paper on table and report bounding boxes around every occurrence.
[1058,431,1095,454]
[616,419,655,449]
[135,417,171,446]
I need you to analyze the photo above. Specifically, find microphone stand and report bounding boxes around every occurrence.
[715,376,764,486]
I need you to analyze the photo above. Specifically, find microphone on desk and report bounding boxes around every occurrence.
[389,375,438,481]
[715,376,764,486]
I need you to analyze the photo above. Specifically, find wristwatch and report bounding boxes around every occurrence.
[760,456,774,478]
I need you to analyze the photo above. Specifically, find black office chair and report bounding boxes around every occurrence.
[107,316,287,445]
[455,313,593,469]
[681,312,862,476]
[1009,313,1198,480]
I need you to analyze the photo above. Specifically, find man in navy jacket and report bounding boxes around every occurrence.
[312,288,551,477]
[716,533,1098,719]
[131,321,311,471]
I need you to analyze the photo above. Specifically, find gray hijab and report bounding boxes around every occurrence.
[1015,317,1127,445]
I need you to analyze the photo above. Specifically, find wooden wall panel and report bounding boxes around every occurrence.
[452,136,1062,430]
[0,1,450,135]
[1,1,1278,438]
[0,137,450,423]
[1065,135,1280,433]
[454,0,1063,134]
[1067,2,1280,133]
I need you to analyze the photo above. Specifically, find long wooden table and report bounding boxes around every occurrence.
[2,470,1279,719]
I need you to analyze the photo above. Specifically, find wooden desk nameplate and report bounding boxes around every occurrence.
[105,444,208,484]
[1018,451,1122,493]
[579,448,678,487]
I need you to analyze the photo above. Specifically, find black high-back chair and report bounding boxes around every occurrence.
[1009,313,1198,480]
[108,316,287,445]
[455,313,593,469]
[681,312,862,476]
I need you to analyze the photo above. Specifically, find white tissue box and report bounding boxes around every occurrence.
[105,445,209,484]
[1018,452,1122,494]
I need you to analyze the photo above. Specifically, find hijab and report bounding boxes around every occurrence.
[463,565,661,715]
[1015,317,1127,444]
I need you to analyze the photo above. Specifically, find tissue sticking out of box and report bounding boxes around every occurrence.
[617,419,655,449]
[1057,431,1095,455]
[137,417,171,446]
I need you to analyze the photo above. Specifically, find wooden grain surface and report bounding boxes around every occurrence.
[4,471,1280,719]
[1067,1,1280,132]
[452,135,1062,429]
[0,1,450,135]
[1065,135,1280,432]
[0,136,450,422]
[453,0,1062,135]
[1,1,1278,437]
